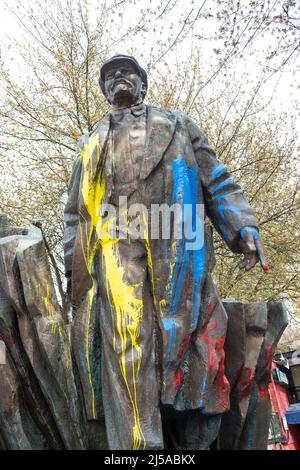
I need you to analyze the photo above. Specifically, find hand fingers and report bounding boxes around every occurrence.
[254,236,269,270]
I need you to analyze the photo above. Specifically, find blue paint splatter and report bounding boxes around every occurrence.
[211,164,243,241]
[213,176,235,194]
[188,166,205,330]
[169,156,192,315]
[212,163,226,181]
[163,156,206,363]
[215,194,241,241]
[241,227,258,240]
[163,317,181,366]
[197,376,207,409]
[201,376,206,395]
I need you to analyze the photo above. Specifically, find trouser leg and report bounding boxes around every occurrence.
[99,239,163,449]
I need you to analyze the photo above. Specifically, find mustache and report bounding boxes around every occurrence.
[112,78,132,89]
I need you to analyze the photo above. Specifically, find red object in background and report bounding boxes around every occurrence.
[268,362,300,450]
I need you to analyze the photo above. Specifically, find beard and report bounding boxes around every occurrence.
[113,83,133,99]
[108,79,140,105]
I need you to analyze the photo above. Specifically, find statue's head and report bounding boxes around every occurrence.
[99,54,148,107]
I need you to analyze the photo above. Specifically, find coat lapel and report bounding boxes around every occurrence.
[140,106,177,180]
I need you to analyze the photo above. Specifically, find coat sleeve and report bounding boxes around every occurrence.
[63,134,88,277]
[183,114,258,253]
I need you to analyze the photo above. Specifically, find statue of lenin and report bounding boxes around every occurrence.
[64,55,267,450]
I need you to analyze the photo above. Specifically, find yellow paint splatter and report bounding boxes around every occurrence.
[143,211,157,309]
[79,132,104,420]
[79,132,146,448]
[35,282,71,370]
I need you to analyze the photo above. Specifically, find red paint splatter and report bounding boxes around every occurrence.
[237,367,255,400]
[257,343,273,398]
[198,319,219,371]
[217,355,230,409]
[198,317,230,411]
[258,385,269,398]
[207,304,213,315]
[175,333,191,388]
[178,333,191,363]
[202,303,214,330]
[175,369,184,387]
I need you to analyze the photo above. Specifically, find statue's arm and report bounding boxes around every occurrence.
[63,155,82,287]
[63,135,88,286]
[183,114,267,269]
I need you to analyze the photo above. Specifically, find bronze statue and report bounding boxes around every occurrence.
[63,54,269,450]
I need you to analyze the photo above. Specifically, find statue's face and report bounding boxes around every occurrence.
[104,62,144,106]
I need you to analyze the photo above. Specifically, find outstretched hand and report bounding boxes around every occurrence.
[238,227,268,271]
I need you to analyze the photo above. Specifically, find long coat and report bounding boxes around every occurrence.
[64,105,257,449]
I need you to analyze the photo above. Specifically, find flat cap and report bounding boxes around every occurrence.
[99,54,148,96]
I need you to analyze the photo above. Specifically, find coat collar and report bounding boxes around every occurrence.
[110,102,146,121]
